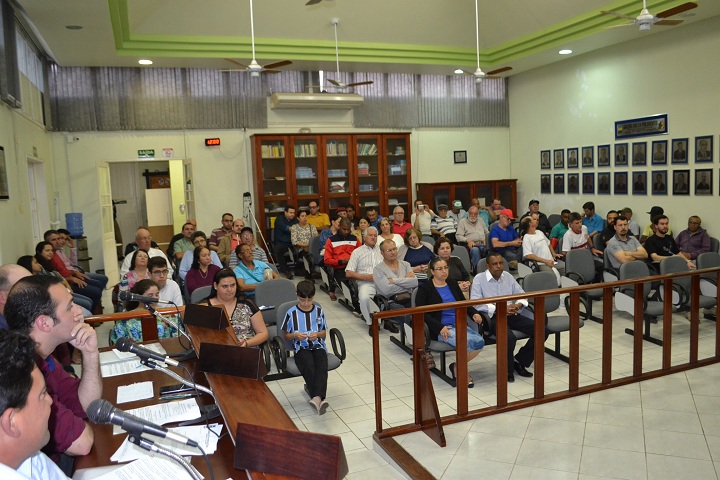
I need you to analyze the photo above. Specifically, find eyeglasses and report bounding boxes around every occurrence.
[151,269,169,276]
[384,247,398,252]
[433,266,450,271]
[689,221,701,225]
[137,236,152,241]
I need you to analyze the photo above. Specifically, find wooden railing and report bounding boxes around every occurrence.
[370,267,720,476]
[86,306,185,342]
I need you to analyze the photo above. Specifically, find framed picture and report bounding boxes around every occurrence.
[651,170,668,195]
[695,135,713,163]
[632,172,647,195]
[651,140,667,165]
[695,168,713,195]
[553,149,564,169]
[0,146,7,200]
[554,174,565,194]
[567,148,579,168]
[581,146,594,168]
[673,169,690,195]
[568,173,579,193]
[671,138,688,164]
[631,142,646,166]
[454,150,467,164]
[614,143,628,166]
[582,173,595,194]
[614,172,628,194]
[540,174,551,193]
[597,145,611,167]
[540,150,551,169]
[598,172,611,194]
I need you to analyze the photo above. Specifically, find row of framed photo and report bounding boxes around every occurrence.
[540,136,715,170]
[540,168,715,195]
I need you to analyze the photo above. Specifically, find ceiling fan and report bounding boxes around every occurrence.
[601,1,698,31]
[461,0,512,83]
[222,0,292,76]
[326,19,374,90]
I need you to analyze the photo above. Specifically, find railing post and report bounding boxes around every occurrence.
[455,307,468,416]
[633,283,644,377]
[371,313,383,434]
[412,312,425,425]
[569,291,582,388]
[533,296,545,400]
[601,287,613,385]
[690,273,700,363]
[662,278,674,370]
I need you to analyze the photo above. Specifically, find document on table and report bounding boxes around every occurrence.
[112,399,201,435]
[110,423,223,462]
[116,381,154,404]
[90,454,200,480]
[100,343,170,378]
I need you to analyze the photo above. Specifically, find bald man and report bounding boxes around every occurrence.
[119,228,174,277]
[0,264,32,330]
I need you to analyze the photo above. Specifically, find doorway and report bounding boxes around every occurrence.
[26,157,51,244]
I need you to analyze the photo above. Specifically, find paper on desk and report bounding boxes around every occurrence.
[101,360,153,378]
[99,343,168,366]
[112,399,201,435]
[91,454,201,480]
[110,424,223,463]
[116,381,154,404]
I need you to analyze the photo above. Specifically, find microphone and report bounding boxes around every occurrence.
[87,399,198,447]
[118,290,174,305]
[115,337,180,367]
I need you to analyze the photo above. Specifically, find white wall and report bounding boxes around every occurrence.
[509,15,720,232]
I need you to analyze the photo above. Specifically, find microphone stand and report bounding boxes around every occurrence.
[127,434,203,480]
[144,303,196,362]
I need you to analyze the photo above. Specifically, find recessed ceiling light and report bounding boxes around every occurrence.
[454,69,464,74]
[65,25,83,30]
[138,59,153,65]
[559,49,573,55]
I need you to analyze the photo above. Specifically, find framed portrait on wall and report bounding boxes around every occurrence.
[554,174,565,194]
[598,172,611,194]
[614,172,628,194]
[614,143,628,166]
[632,172,647,195]
[582,173,594,194]
[567,148,579,168]
[651,140,667,165]
[581,146,593,168]
[673,169,690,195]
[695,169,713,195]
[631,142,646,166]
[541,150,551,169]
[568,173,579,193]
[540,174,551,193]
[671,138,688,164]
[553,149,564,169]
[651,170,668,195]
[695,135,713,163]
[597,145,611,167]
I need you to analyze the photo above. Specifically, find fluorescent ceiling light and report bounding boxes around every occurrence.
[454,69,464,74]
[559,49,573,55]
[138,59,153,65]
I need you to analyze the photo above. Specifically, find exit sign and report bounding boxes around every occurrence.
[205,138,221,146]
[138,149,155,158]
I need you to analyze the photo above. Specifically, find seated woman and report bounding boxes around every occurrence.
[205,268,269,347]
[351,217,370,243]
[185,246,222,297]
[318,215,341,260]
[398,227,434,283]
[32,243,93,313]
[233,244,279,297]
[119,248,150,294]
[434,237,471,292]
[378,218,404,253]
[415,257,485,388]
[110,279,181,344]
[290,210,318,279]
[281,280,330,415]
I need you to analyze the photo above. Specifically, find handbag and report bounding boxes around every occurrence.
[391,292,411,304]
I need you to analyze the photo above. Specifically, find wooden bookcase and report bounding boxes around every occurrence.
[251,133,411,235]
[415,179,517,216]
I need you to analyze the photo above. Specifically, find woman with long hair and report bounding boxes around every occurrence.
[110,279,180,344]
[377,217,404,253]
[33,242,93,313]
[118,248,150,293]
[185,246,221,297]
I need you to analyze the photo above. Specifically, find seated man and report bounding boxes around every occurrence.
[489,209,522,269]
[372,239,417,335]
[272,206,298,279]
[471,251,549,383]
[549,209,570,250]
[456,205,489,269]
[391,206,412,237]
[218,219,246,269]
[596,210,620,251]
[562,212,603,257]
[605,216,648,269]
[148,257,184,306]
[0,264,32,329]
[306,200,330,231]
[178,231,223,280]
[519,199,551,237]
[6,276,101,472]
[240,227,269,263]
[167,218,196,263]
[345,227,386,330]
[0,329,70,479]
[120,228,174,277]
[410,199,434,236]
[365,206,382,229]
[676,215,711,261]
[645,215,696,269]
[620,207,641,238]
[582,202,604,239]
[521,215,564,285]
[323,218,360,304]
[641,206,672,243]
[447,200,466,223]
[172,222,196,262]
[430,204,458,244]
[208,213,233,252]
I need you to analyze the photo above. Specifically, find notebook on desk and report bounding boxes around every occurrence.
[183,303,230,330]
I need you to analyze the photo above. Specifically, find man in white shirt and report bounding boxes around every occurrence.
[410,199,434,236]
[345,227,387,332]
[562,212,602,257]
[148,257,184,306]
[456,206,489,270]
[0,330,69,479]
[178,231,223,280]
[521,215,564,285]
[120,228,174,277]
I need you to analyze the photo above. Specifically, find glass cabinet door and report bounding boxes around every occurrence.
[293,137,319,205]
[325,136,352,213]
[384,135,410,216]
[355,135,380,216]
[259,138,289,230]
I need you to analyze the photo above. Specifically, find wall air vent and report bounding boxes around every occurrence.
[269,93,363,110]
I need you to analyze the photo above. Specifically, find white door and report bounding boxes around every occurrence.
[97,162,119,285]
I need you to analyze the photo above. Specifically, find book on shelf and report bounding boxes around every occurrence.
[261,144,285,158]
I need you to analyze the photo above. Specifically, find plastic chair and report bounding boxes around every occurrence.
[189,285,212,304]
[697,252,720,320]
[548,214,561,228]
[614,261,665,346]
[255,278,298,326]
[562,248,605,323]
[451,244,472,274]
[710,237,720,254]
[658,256,716,312]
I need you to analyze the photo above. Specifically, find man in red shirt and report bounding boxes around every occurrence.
[391,206,412,237]
[323,218,360,304]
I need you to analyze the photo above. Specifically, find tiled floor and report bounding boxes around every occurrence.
[98,285,720,479]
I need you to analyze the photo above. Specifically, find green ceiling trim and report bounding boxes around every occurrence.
[108,0,694,69]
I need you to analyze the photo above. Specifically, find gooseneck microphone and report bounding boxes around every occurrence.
[117,290,174,305]
[115,337,180,367]
[86,399,198,447]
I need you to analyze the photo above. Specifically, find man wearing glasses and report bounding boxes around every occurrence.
[120,227,174,277]
[306,201,330,231]
[676,216,711,261]
[148,257,183,306]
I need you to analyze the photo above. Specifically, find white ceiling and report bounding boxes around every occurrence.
[13,0,719,77]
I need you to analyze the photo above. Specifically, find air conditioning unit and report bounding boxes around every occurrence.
[269,93,363,110]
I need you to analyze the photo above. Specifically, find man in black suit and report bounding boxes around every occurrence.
[615,145,627,164]
[674,173,688,193]
[673,142,687,161]
[633,174,645,191]
[653,174,666,193]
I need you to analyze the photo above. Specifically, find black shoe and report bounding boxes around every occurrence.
[368,325,374,337]
[508,373,515,383]
[383,321,399,333]
[513,361,533,378]
[352,309,363,318]
[285,272,294,280]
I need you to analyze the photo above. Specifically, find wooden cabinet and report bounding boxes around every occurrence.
[251,133,411,236]
[415,179,517,215]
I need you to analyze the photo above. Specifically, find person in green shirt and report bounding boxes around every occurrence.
[549,209,570,251]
